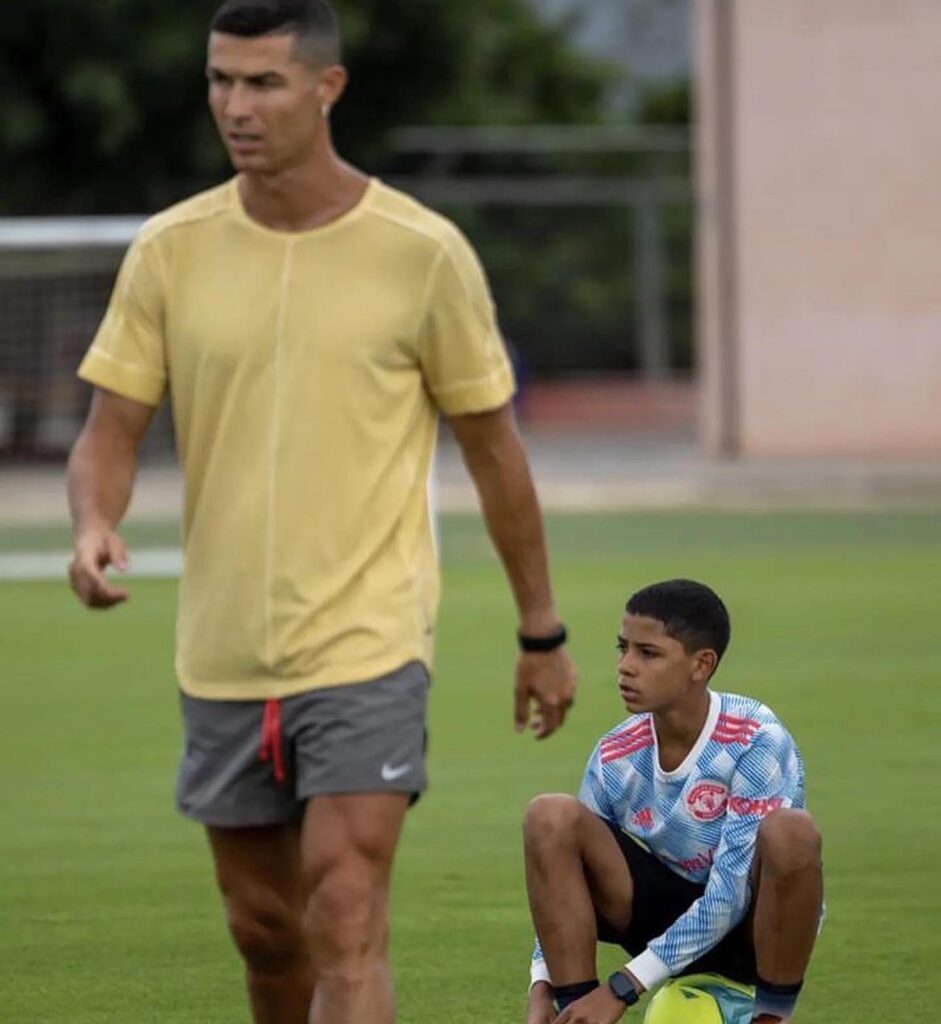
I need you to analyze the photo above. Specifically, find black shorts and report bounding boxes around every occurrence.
[598,819,756,985]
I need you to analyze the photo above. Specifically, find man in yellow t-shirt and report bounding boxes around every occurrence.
[66,2,576,1023]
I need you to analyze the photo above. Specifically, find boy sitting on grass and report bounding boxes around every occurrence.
[524,580,823,1024]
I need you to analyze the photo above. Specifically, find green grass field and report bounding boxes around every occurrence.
[2,510,939,1023]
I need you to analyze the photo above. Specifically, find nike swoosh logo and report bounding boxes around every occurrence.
[381,763,412,781]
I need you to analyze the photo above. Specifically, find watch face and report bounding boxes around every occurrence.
[608,972,638,1004]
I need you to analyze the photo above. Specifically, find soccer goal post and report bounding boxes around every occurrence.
[0,216,184,459]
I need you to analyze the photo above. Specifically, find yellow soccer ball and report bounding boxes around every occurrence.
[644,974,754,1024]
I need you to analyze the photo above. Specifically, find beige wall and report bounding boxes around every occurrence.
[697,0,941,457]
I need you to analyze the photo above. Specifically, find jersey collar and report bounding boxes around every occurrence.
[653,689,721,780]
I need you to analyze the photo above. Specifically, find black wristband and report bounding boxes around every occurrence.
[517,623,567,653]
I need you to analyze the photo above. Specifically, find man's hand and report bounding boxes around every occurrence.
[448,404,578,739]
[69,528,130,609]
[67,388,154,609]
[526,981,556,1024]
[515,646,577,739]
[552,984,629,1024]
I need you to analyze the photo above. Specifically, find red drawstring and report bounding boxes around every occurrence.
[259,698,286,784]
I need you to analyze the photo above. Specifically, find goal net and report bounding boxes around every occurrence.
[0,216,175,461]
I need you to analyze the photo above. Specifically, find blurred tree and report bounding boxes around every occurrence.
[637,77,689,126]
[0,0,611,214]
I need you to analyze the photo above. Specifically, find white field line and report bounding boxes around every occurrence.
[0,547,182,582]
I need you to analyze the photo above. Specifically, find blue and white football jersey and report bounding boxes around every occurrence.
[530,690,805,990]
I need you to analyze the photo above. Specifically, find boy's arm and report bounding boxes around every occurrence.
[526,981,555,1024]
[627,727,801,990]
[527,941,555,1023]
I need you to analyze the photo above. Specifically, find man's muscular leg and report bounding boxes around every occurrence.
[302,792,409,1024]
[208,824,314,1024]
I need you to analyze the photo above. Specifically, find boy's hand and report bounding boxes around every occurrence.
[552,984,630,1024]
[526,981,556,1024]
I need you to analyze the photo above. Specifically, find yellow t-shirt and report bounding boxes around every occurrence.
[78,177,515,699]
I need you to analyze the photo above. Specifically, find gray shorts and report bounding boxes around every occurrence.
[176,661,430,827]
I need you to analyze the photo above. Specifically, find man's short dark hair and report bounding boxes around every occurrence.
[211,0,341,67]
[626,579,731,664]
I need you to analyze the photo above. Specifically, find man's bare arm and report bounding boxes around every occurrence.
[67,388,157,609]
[447,403,576,739]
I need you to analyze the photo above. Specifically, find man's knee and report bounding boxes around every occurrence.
[757,809,822,876]
[306,860,387,964]
[224,892,306,976]
[523,793,582,853]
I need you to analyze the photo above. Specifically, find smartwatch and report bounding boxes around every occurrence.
[607,970,640,1007]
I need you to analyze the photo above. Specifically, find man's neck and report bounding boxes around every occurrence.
[652,690,711,771]
[238,149,369,233]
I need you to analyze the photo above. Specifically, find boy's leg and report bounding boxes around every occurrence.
[750,809,823,1021]
[523,794,634,986]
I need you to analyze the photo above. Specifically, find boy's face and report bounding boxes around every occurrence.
[616,613,716,714]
